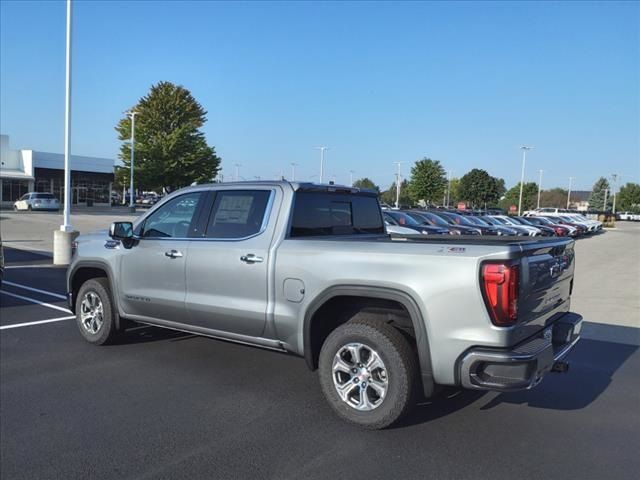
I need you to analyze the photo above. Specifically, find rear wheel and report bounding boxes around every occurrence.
[75,278,119,345]
[318,318,417,429]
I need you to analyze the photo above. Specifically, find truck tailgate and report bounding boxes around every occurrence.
[515,238,575,339]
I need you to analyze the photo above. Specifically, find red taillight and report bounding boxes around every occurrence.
[481,263,519,326]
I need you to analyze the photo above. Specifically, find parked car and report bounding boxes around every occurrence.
[384,211,449,235]
[619,212,640,221]
[426,211,482,235]
[546,216,588,236]
[404,211,466,235]
[384,221,422,236]
[481,215,530,236]
[524,216,572,237]
[13,192,60,211]
[512,217,556,236]
[490,215,541,236]
[463,214,519,236]
[68,181,582,429]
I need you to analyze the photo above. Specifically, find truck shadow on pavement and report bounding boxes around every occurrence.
[478,335,637,412]
[398,324,638,428]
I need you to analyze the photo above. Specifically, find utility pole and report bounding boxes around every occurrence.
[394,162,403,209]
[127,110,138,212]
[349,170,355,186]
[518,146,533,215]
[567,177,574,209]
[611,174,618,214]
[537,169,543,209]
[314,146,328,183]
[290,163,298,181]
[53,0,78,265]
[234,163,241,182]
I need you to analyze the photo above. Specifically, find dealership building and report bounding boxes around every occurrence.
[0,134,115,207]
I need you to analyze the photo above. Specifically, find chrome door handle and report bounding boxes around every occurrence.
[240,254,264,264]
[165,249,183,259]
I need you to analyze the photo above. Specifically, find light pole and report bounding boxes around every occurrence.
[567,176,574,209]
[518,146,533,215]
[611,174,618,213]
[234,163,241,182]
[53,0,78,265]
[445,170,453,207]
[314,146,328,183]
[290,163,298,181]
[603,188,608,212]
[394,162,403,208]
[126,110,138,212]
[349,170,355,186]
[536,169,543,209]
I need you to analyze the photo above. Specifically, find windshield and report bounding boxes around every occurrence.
[421,212,451,227]
[440,212,476,227]
[489,216,509,225]
[514,217,534,226]
[388,211,420,227]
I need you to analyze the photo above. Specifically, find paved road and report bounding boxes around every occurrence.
[1,225,639,480]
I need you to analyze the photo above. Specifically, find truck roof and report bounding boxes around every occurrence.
[181,180,379,196]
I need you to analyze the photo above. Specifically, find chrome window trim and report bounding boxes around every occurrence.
[139,189,276,243]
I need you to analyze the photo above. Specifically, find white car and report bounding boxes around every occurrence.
[564,214,601,232]
[13,192,60,211]
[619,212,639,221]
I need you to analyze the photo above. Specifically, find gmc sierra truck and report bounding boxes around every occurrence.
[67,181,582,429]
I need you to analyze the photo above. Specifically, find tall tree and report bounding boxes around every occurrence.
[588,177,611,211]
[499,182,538,212]
[407,158,447,204]
[115,81,221,192]
[352,178,380,192]
[458,168,503,208]
[617,182,640,212]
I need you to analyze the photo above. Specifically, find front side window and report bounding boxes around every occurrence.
[141,192,204,238]
[205,190,272,239]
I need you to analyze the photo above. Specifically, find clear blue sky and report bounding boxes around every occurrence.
[1,0,638,190]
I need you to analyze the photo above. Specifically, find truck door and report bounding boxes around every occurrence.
[185,187,278,337]
[118,191,207,323]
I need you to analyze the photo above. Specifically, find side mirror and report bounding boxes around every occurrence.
[109,221,133,240]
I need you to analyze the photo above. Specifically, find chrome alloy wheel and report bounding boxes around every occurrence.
[332,342,388,411]
[80,291,104,335]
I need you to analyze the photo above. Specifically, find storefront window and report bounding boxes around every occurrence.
[1,179,29,202]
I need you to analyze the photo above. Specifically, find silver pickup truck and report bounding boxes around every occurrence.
[67,181,582,429]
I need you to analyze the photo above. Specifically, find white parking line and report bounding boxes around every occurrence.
[0,290,71,313]
[2,281,67,300]
[0,315,75,330]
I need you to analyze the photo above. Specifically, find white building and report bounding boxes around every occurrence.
[0,134,114,207]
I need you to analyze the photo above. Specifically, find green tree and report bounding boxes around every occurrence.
[115,81,221,192]
[458,168,504,208]
[617,182,640,212]
[407,158,447,204]
[447,177,460,205]
[499,182,538,212]
[588,177,611,211]
[352,178,380,192]
[380,180,412,207]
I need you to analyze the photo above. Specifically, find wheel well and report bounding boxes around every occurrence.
[306,295,415,370]
[71,267,108,311]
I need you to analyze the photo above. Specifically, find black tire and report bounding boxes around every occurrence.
[318,317,418,429]
[75,277,119,345]
[27,205,32,211]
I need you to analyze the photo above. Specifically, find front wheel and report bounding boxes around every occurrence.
[75,278,119,345]
[318,318,417,429]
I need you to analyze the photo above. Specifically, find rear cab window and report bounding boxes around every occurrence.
[290,191,384,237]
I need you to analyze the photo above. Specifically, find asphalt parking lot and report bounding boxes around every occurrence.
[1,221,639,480]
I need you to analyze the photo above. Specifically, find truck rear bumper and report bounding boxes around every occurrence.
[459,312,582,391]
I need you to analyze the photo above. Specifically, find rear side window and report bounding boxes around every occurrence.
[205,190,272,239]
[290,192,384,237]
[34,193,55,199]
